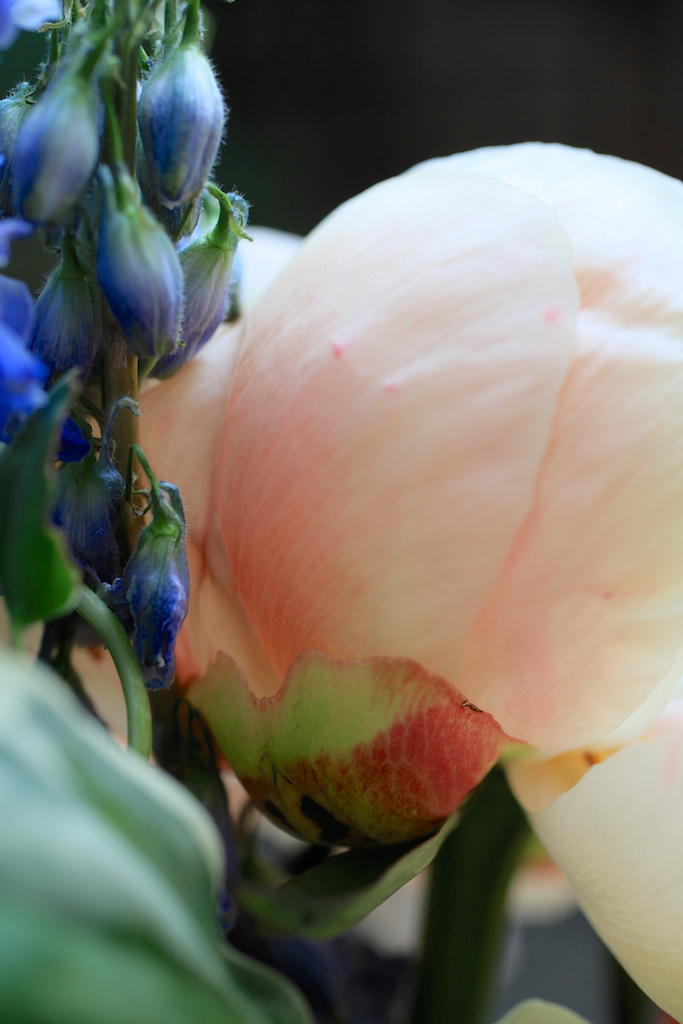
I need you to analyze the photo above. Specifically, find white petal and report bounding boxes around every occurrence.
[419,146,683,749]
[410,141,601,195]
[531,728,683,1020]
[140,322,279,688]
[238,226,302,310]
[495,1000,592,1024]
[216,168,578,685]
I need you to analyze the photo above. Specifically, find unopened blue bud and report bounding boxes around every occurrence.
[100,478,189,690]
[56,416,89,462]
[0,273,45,442]
[0,84,29,215]
[136,140,202,242]
[153,188,249,378]
[97,164,183,357]
[29,236,103,379]
[137,40,225,208]
[51,399,137,584]
[12,73,100,225]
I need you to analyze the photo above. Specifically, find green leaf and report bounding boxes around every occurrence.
[495,1001,593,1024]
[0,649,313,1024]
[237,808,461,939]
[222,945,318,1024]
[0,902,249,1024]
[0,377,80,633]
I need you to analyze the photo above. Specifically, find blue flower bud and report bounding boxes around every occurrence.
[100,477,189,690]
[96,164,183,357]
[12,73,100,224]
[153,189,249,379]
[51,399,137,584]
[0,273,45,443]
[56,416,89,462]
[137,41,225,208]
[0,84,29,215]
[29,236,103,379]
[136,139,202,242]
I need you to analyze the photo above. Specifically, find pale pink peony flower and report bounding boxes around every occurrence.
[141,143,683,1016]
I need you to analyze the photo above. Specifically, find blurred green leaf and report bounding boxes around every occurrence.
[222,944,319,1024]
[0,377,79,633]
[0,649,313,1024]
[495,1001,593,1024]
[237,809,461,939]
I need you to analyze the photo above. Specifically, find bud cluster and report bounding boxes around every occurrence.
[0,0,248,690]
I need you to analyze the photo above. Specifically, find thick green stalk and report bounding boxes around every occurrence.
[76,584,151,759]
[611,950,650,1024]
[102,323,140,559]
[100,0,142,556]
[410,767,530,1024]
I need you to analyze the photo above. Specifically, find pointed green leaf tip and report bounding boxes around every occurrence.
[189,651,507,847]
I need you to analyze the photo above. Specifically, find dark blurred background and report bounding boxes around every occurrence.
[206,0,683,234]
[4,0,683,236]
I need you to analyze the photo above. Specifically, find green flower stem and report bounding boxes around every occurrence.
[101,324,141,559]
[75,584,151,759]
[409,767,530,1024]
[611,949,650,1024]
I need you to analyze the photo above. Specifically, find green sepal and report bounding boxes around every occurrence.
[189,650,506,847]
[0,375,80,633]
[236,809,460,940]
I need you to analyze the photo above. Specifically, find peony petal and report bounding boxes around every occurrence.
[216,168,578,688]
[530,727,683,1021]
[237,226,302,311]
[422,147,683,749]
[140,235,302,689]
[189,649,506,846]
[410,141,602,195]
[139,322,275,686]
[494,1000,592,1024]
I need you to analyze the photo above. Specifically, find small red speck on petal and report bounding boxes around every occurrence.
[543,306,563,325]
[331,332,354,357]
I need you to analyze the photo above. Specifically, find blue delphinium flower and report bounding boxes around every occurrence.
[51,398,138,585]
[0,272,46,442]
[100,472,189,690]
[153,188,250,379]
[137,4,225,209]
[30,235,103,379]
[97,163,183,357]
[12,71,100,224]
[56,416,90,462]
[0,0,62,50]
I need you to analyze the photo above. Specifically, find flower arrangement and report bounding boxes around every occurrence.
[0,2,681,1023]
